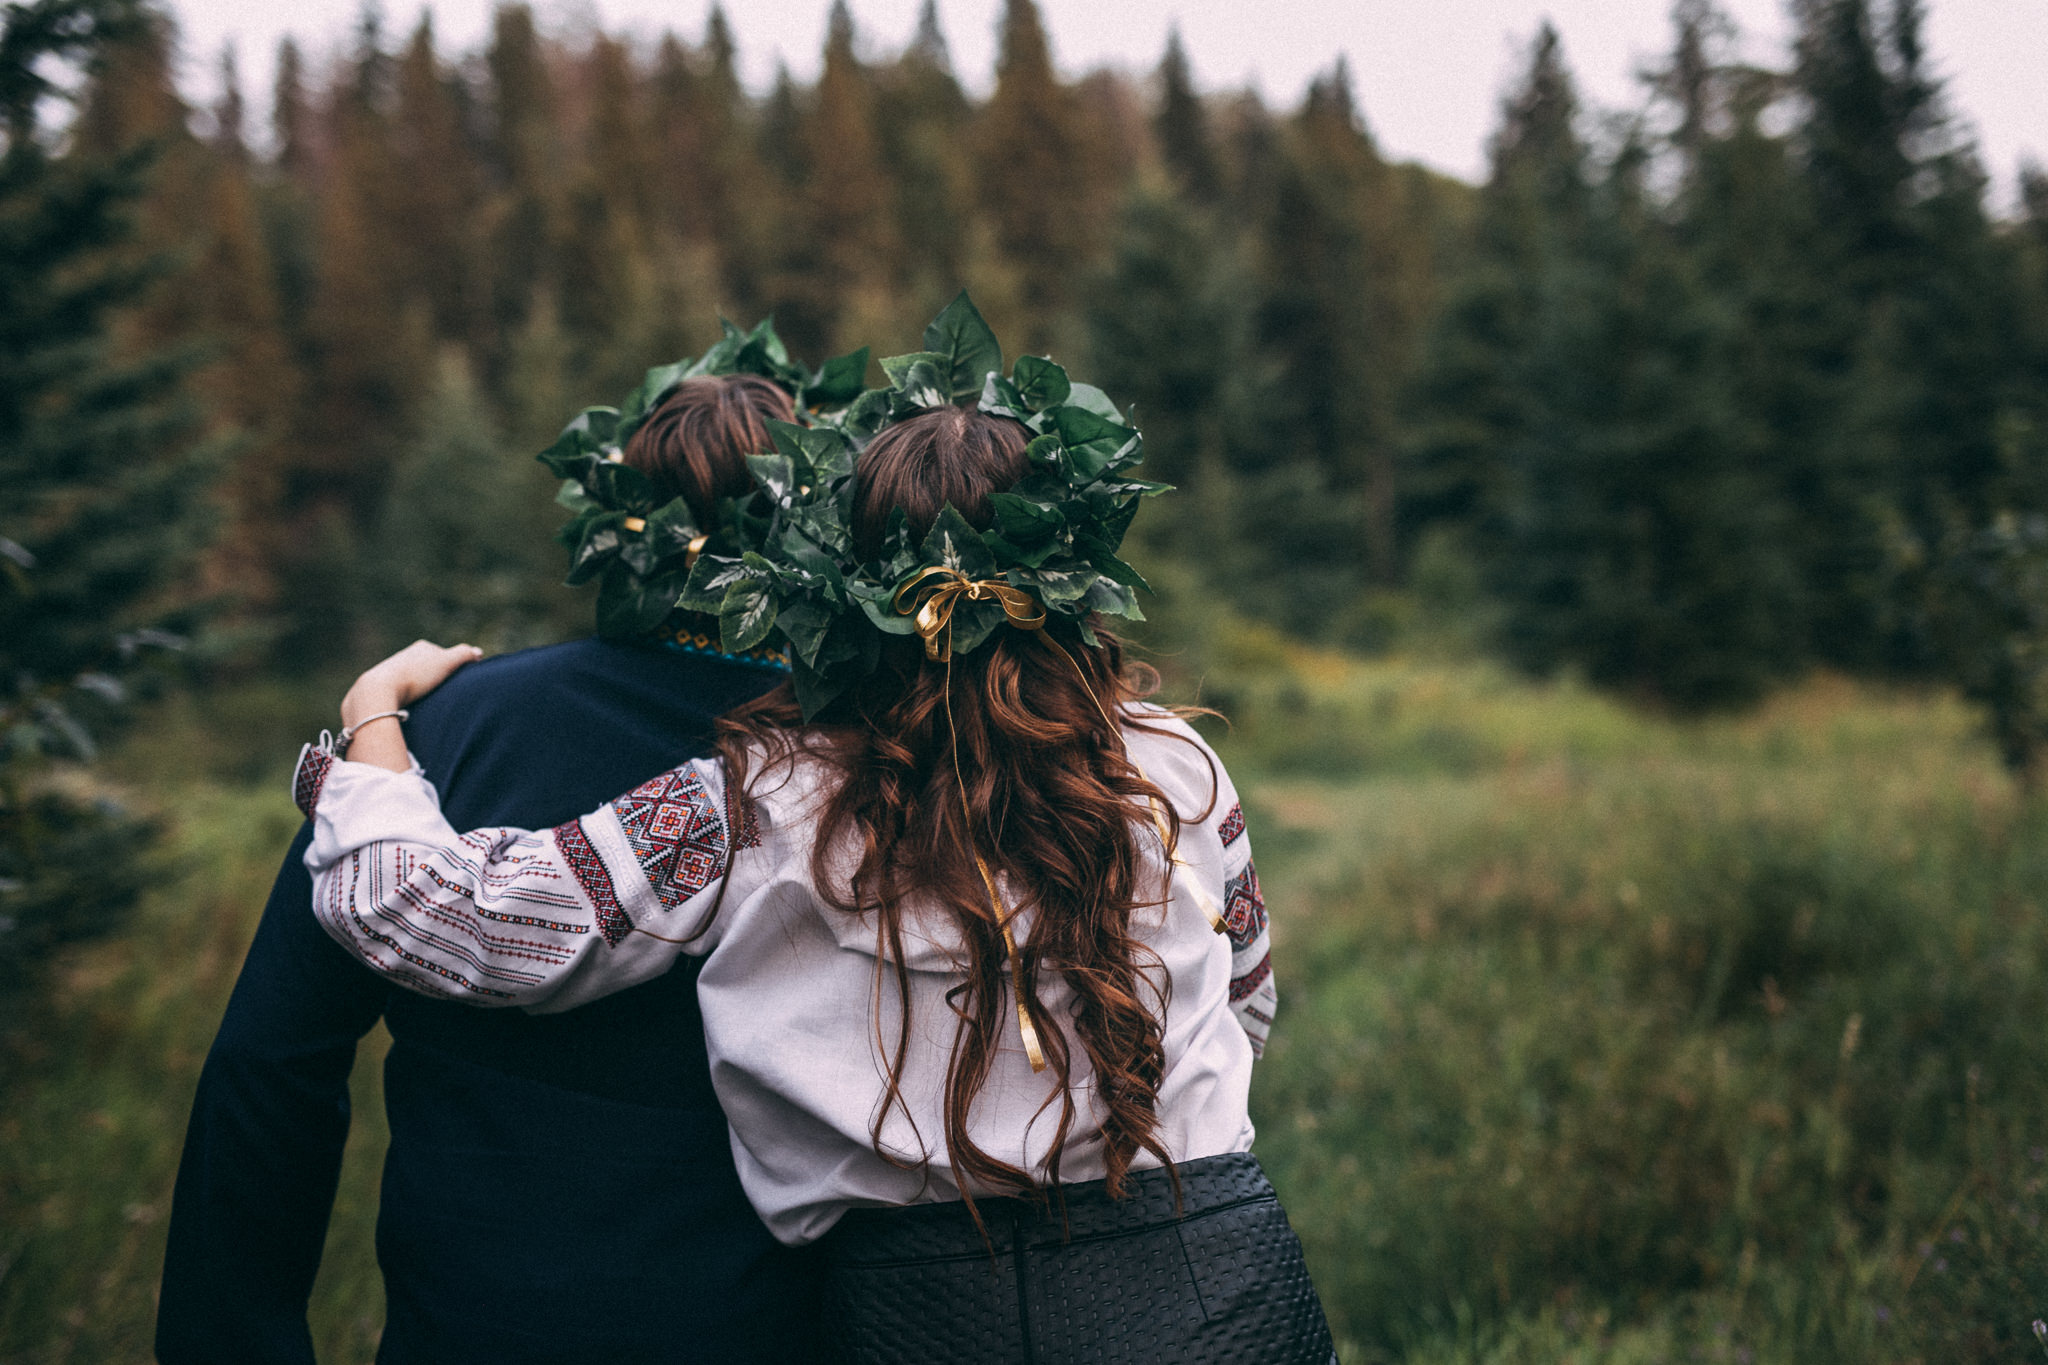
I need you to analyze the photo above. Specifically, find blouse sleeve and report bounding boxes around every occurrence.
[291,737,750,1014]
[1130,708,1279,1060]
[1209,773,1276,1058]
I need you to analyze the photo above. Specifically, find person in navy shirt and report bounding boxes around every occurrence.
[156,375,817,1365]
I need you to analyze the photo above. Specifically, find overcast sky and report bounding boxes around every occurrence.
[162,0,2044,205]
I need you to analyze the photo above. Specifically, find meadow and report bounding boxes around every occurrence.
[3,619,2046,1363]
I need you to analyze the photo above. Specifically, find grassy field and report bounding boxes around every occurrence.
[3,640,2046,1363]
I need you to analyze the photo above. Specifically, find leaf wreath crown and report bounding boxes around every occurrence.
[539,292,1168,718]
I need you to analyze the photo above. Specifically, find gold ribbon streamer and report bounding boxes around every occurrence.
[974,851,1048,1073]
[935,642,1049,1073]
[892,566,1046,663]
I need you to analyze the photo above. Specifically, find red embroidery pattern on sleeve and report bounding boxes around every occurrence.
[612,768,730,911]
[552,818,633,946]
[1229,951,1273,1005]
[294,748,335,820]
[1218,801,1247,848]
[1222,861,1268,950]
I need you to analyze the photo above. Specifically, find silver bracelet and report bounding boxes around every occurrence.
[336,708,409,758]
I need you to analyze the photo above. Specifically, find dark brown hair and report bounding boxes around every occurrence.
[714,407,1214,1211]
[621,374,794,523]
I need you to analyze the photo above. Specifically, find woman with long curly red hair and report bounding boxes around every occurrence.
[292,405,1334,1363]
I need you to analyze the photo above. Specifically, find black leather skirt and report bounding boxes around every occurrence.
[816,1152,1337,1365]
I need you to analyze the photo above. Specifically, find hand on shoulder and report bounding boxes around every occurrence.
[337,641,483,771]
[341,640,485,726]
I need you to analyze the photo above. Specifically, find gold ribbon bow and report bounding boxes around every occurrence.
[892,566,1046,662]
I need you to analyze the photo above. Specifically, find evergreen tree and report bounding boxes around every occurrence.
[1410,25,1588,546]
[484,4,560,345]
[1084,185,1342,627]
[1497,136,1800,707]
[193,58,301,623]
[977,0,1098,348]
[1783,0,2023,671]
[262,37,317,337]
[1420,17,1812,705]
[1256,59,1426,584]
[874,0,975,321]
[1087,187,1260,486]
[786,1,900,355]
[373,350,573,651]
[650,33,712,244]
[698,6,779,315]
[1153,27,1219,201]
[558,33,660,392]
[0,0,221,1002]
[391,14,485,348]
[211,42,246,159]
[270,36,311,179]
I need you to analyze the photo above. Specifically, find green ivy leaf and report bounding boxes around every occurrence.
[1053,407,1140,482]
[805,347,870,407]
[555,479,598,514]
[767,420,855,487]
[1011,356,1071,412]
[1061,383,1124,422]
[857,592,921,635]
[880,351,947,388]
[719,579,778,652]
[537,407,619,476]
[923,290,1003,406]
[773,600,833,667]
[842,388,893,441]
[642,496,703,560]
[619,362,688,433]
[1073,531,1151,591]
[747,452,796,504]
[745,315,790,366]
[1029,567,1098,605]
[984,532,1062,568]
[945,598,1008,656]
[583,459,656,512]
[678,554,752,614]
[566,511,629,586]
[684,321,747,378]
[791,656,846,722]
[1025,433,1068,477]
[978,373,1028,421]
[1084,576,1141,619]
[988,491,1062,542]
[920,504,998,579]
[596,563,688,639]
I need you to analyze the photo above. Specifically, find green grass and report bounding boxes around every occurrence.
[0,775,392,1362]
[4,636,2046,1362]
[1186,626,2048,1364]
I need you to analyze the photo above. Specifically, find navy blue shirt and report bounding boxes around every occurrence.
[157,639,816,1364]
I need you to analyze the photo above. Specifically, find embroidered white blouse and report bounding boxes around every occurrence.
[295,706,1277,1246]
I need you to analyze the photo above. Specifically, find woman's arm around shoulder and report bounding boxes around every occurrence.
[294,641,755,1013]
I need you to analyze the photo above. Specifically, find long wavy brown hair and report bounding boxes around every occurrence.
[713,406,1215,1209]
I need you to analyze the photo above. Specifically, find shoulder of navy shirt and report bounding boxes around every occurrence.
[158,638,818,1365]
